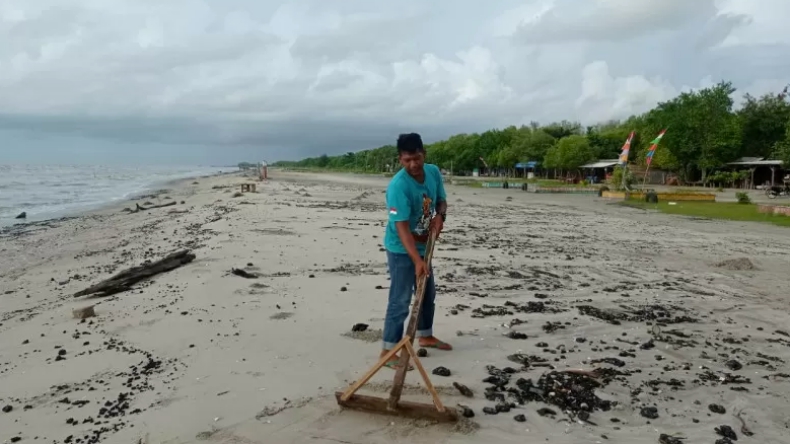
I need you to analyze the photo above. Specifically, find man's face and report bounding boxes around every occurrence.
[399,151,425,176]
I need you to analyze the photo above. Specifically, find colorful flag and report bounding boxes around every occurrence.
[645,129,667,166]
[618,131,635,166]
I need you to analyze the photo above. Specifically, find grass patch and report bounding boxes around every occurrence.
[620,200,790,227]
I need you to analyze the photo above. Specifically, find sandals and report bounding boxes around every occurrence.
[419,340,453,351]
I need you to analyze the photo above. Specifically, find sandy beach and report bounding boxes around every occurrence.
[2,170,790,444]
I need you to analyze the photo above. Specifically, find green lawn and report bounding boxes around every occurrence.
[620,200,790,227]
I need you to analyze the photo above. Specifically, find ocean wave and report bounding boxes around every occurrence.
[0,164,224,226]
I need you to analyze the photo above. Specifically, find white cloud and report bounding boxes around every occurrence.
[0,0,788,163]
[717,0,790,46]
[575,61,678,122]
[512,0,720,44]
[486,1,554,38]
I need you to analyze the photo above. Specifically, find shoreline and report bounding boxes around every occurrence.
[0,165,237,228]
[2,170,790,443]
[0,169,237,230]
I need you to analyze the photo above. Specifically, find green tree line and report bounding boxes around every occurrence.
[274,81,790,183]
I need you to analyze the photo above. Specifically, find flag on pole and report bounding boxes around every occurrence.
[618,131,635,166]
[645,129,667,166]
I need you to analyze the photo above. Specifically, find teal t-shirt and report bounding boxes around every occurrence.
[384,164,447,255]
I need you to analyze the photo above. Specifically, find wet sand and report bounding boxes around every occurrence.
[2,170,790,444]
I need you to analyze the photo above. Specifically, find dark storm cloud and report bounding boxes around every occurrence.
[0,0,788,164]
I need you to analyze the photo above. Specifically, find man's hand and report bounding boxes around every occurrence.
[414,258,430,279]
[429,215,444,237]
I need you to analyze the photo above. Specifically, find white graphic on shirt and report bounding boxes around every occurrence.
[414,193,432,236]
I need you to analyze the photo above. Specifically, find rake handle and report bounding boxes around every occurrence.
[387,230,438,410]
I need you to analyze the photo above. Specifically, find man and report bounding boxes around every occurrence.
[381,133,450,370]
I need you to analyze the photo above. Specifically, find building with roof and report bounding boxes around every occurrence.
[514,161,540,178]
[722,157,785,188]
[580,159,619,183]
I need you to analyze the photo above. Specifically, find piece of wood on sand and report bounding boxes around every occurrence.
[133,201,177,212]
[335,392,459,422]
[74,249,196,298]
[72,305,96,319]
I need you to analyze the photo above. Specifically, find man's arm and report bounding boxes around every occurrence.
[436,199,447,218]
[435,166,448,218]
[428,167,447,238]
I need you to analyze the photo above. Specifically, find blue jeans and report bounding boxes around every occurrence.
[382,250,436,350]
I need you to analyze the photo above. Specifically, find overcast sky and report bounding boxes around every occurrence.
[1,0,789,165]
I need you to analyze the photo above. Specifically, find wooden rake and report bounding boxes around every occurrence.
[335,230,458,422]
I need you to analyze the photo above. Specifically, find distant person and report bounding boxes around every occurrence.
[381,133,450,370]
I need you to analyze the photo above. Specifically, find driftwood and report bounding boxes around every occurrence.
[230,268,259,279]
[74,249,195,298]
[132,201,177,213]
[122,201,178,214]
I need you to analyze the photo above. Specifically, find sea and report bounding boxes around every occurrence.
[0,164,228,227]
